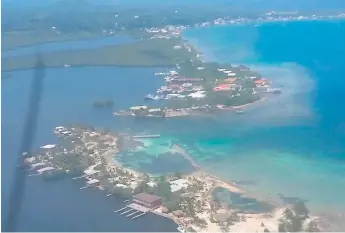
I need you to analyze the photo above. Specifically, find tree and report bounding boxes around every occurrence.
[133,181,149,194]
[141,173,150,183]
[283,208,294,220]
[159,175,166,183]
[293,201,309,219]
[186,198,195,217]
[264,228,270,232]
[155,181,172,199]
[163,200,180,212]
[278,223,286,232]
[289,215,303,232]
[305,220,320,232]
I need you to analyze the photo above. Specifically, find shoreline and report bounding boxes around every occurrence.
[25,125,337,232]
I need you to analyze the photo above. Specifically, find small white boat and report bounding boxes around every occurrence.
[177,226,186,233]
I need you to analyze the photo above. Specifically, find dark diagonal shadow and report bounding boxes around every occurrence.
[4,54,45,232]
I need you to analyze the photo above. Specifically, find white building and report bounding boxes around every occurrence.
[170,178,188,193]
[188,91,206,99]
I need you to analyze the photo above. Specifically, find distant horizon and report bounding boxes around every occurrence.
[3,0,345,12]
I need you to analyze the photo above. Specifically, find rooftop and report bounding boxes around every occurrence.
[133,192,162,204]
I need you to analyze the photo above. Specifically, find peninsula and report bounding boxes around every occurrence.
[2,38,196,71]
[24,125,322,232]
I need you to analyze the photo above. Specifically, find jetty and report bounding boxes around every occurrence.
[132,134,160,139]
[115,203,150,220]
[114,206,128,213]
[173,145,201,170]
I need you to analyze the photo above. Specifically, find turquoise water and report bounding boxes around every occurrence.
[179,20,345,214]
[127,20,345,214]
[2,19,345,230]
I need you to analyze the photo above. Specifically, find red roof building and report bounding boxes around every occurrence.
[255,79,266,86]
[213,84,231,91]
[133,193,162,209]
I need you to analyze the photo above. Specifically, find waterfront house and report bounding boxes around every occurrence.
[130,105,148,111]
[161,206,169,213]
[132,193,163,209]
[172,78,203,83]
[224,77,237,83]
[37,167,55,174]
[188,91,206,99]
[172,210,184,218]
[87,179,100,185]
[213,84,231,92]
[181,83,193,88]
[255,79,267,86]
[166,93,182,99]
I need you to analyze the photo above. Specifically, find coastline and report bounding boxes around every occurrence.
[25,125,286,232]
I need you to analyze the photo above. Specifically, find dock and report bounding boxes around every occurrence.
[132,212,147,219]
[126,210,139,217]
[73,175,85,180]
[173,144,201,169]
[121,208,134,215]
[114,206,128,213]
[80,185,89,190]
[115,203,150,220]
[132,134,160,139]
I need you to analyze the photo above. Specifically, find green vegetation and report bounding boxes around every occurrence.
[2,38,195,71]
[2,0,245,49]
[278,201,320,232]
[305,220,321,232]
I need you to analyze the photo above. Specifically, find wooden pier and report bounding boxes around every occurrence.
[73,175,85,180]
[126,210,139,217]
[121,208,134,215]
[132,212,147,219]
[115,203,150,220]
[114,206,128,213]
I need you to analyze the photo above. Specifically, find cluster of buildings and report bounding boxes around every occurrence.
[150,70,207,101]
[145,25,188,39]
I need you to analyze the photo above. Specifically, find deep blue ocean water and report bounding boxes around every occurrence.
[182,19,345,215]
[2,19,345,230]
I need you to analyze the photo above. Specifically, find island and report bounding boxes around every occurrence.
[3,0,345,51]
[2,38,197,71]
[24,125,322,232]
[114,58,281,117]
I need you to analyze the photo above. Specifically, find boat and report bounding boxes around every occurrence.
[235,110,244,114]
[144,94,164,100]
[177,226,186,233]
[266,88,282,94]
